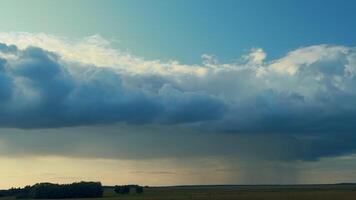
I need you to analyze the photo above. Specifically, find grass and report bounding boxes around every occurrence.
[2,185,356,200]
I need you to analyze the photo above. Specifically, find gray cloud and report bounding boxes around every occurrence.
[0,39,356,162]
[0,43,225,128]
[0,125,303,161]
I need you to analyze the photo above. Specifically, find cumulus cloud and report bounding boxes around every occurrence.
[1,32,356,160]
[0,40,225,128]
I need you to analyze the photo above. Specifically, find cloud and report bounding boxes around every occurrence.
[0,125,303,162]
[1,33,356,161]
[0,41,225,128]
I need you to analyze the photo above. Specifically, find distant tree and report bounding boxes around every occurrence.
[135,186,143,194]
[114,185,121,194]
[114,185,143,195]
[0,182,103,199]
[114,185,130,194]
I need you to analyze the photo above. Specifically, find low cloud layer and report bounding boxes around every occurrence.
[1,33,356,161]
[0,125,303,161]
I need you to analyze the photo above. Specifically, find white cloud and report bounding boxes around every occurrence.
[245,48,266,65]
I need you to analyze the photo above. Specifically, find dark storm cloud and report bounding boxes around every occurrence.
[1,40,356,161]
[0,124,345,163]
[0,43,225,128]
[0,125,304,161]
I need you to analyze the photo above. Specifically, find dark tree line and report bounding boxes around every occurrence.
[0,182,103,199]
[0,187,26,197]
[114,185,144,194]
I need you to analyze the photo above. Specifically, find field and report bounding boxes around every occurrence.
[2,184,356,200]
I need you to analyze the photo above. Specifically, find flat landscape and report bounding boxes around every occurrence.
[2,185,356,200]
[2,1,356,200]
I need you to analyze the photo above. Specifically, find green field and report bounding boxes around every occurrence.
[2,185,356,200]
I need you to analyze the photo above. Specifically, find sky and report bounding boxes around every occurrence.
[1,0,356,188]
[2,0,356,63]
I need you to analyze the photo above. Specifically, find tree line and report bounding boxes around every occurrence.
[114,185,144,194]
[0,182,103,199]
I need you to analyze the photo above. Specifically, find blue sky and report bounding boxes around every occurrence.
[2,0,356,187]
[1,0,356,63]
